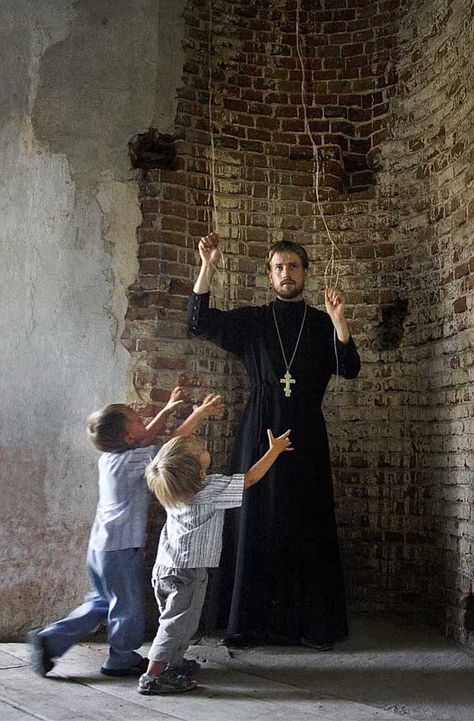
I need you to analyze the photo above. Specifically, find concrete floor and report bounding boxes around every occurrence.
[0,616,473,721]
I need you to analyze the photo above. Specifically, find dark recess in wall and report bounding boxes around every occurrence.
[129,129,177,169]
[373,296,409,351]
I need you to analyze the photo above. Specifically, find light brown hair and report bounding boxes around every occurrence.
[266,240,309,271]
[146,435,204,507]
[87,404,130,452]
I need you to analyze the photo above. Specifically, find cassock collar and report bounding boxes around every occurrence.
[274,297,306,315]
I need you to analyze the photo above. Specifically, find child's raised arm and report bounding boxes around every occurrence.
[171,393,224,438]
[143,386,185,443]
[244,429,293,488]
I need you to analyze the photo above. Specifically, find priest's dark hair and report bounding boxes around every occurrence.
[266,241,309,271]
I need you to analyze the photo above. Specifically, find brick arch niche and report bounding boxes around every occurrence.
[123,0,474,646]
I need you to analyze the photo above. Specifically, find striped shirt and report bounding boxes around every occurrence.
[88,445,159,551]
[155,473,245,570]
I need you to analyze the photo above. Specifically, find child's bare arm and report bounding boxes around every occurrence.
[171,393,224,437]
[244,430,293,488]
[144,386,185,442]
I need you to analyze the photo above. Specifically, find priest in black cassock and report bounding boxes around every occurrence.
[187,233,361,649]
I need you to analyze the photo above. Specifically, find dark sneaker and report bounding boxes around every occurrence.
[172,658,201,676]
[27,629,54,677]
[100,656,148,677]
[137,668,198,695]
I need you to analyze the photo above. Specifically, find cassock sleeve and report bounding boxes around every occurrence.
[187,292,251,357]
[321,312,361,379]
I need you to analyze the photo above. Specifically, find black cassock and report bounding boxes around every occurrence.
[188,292,361,646]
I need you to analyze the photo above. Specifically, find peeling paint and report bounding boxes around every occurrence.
[0,0,186,637]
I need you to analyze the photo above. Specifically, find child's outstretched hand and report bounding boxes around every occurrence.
[171,393,224,439]
[164,386,186,413]
[196,393,224,419]
[267,429,293,454]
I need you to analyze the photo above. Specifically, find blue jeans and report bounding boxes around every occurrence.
[39,547,145,670]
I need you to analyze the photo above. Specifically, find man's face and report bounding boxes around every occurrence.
[268,251,307,301]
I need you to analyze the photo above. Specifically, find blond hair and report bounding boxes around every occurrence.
[87,404,130,452]
[146,435,204,507]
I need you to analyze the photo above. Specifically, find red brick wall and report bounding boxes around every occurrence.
[123,0,474,644]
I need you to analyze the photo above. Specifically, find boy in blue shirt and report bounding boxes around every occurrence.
[28,390,221,677]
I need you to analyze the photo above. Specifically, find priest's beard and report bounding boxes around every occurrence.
[274,282,304,301]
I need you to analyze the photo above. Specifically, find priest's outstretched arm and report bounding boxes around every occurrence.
[192,232,220,294]
[323,288,361,379]
[187,232,252,356]
[324,287,350,343]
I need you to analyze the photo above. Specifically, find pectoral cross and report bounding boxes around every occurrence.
[280,370,295,397]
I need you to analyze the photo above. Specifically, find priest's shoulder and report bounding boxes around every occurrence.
[305,303,327,320]
[227,301,275,326]
[224,301,261,319]
[211,301,262,330]
[306,304,334,329]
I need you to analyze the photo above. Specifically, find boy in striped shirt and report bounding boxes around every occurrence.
[139,424,293,695]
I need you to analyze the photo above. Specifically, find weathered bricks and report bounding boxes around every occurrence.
[124,0,474,647]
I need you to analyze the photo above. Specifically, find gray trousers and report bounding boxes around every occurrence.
[149,566,208,666]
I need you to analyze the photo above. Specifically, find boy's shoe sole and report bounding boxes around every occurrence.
[100,657,148,677]
[137,672,198,695]
[27,630,54,677]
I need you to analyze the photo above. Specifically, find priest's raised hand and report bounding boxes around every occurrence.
[324,287,350,344]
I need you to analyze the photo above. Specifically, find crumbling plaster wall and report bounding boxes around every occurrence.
[0,0,186,638]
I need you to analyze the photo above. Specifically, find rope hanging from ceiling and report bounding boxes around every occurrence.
[204,0,342,382]
[205,1,342,300]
